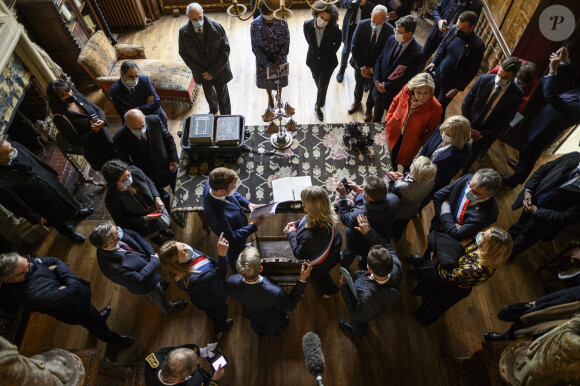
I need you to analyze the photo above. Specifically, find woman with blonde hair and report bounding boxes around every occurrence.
[158,234,232,336]
[419,115,472,207]
[410,226,512,325]
[385,72,443,172]
[284,186,342,297]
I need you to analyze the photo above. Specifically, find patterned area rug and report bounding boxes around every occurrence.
[173,123,392,212]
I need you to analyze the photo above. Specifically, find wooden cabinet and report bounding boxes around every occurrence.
[16,0,115,83]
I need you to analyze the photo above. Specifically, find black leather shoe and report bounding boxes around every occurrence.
[223,318,234,332]
[483,332,509,341]
[348,102,362,114]
[160,280,170,291]
[338,321,355,336]
[111,334,135,347]
[507,158,518,170]
[336,69,345,83]
[99,306,111,320]
[315,105,324,121]
[75,207,94,220]
[170,300,188,313]
[160,229,175,238]
[363,108,372,122]
[404,254,425,265]
[363,83,370,92]
[69,232,86,243]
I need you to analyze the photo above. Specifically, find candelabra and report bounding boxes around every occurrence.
[227,0,338,21]
[263,79,296,150]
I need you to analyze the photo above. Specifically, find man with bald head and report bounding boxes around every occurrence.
[113,110,178,208]
[144,343,225,385]
[179,2,233,115]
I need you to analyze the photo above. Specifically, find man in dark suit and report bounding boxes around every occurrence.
[225,247,313,337]
[422,0,483,60]
[461,57,523,173]
[0,138,92,242]
[144,343,224,385]
[508,152,580,260]
[203,167,265,271]
[178,3,233,115]
[113,109,178,209]
[0,253,134,346]
[337,175,399,269]
[304,4,342,121]
[432,168,500,241]
[348,5,394,115]
[337,0,376,83]
[108,61,168,129]
[366,15,423,122]
[426,11,485,117]
[89,222,187,314]
[503,48,580,188]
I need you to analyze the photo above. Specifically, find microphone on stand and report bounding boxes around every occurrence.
[302,332,325,386]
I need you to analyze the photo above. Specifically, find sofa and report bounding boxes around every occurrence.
[77,31,198,105]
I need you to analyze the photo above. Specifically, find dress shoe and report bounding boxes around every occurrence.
[483,332,509,341]
[216,319,234,340]
[160,280,170,291]
[69,232,86,243]
[315,104,324,121]
[170,300,188,313]
[74,207,94,220]
[507,158,519,170]
[99,306,111,320]
[363,108,373,122]
[363,83,370,92]
[348,102,362,114]
[338,321,355,336]
[336,68,345,83]
[501,176,517,189]
[160,228,175,238]
[111,334,135,347]
[404,254,425,265]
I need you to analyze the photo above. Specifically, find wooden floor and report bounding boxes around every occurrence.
[18,10,565,385]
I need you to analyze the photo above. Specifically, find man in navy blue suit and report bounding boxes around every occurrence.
[108,61,168,128]
[508,152,580,260]
[203,167,265,271]
[426,11,485,117]
[503,47,580,188]
[113,109,178,209]
[366,15,423,122]
[461,57,523,173]
[225,247,313,337]
[422,0,482,60]
[348,5,393,115]
[90,222,187,314]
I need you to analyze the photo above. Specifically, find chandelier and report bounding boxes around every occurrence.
[227,0,339,21]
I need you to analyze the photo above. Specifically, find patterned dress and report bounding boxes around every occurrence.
[437,243,495,289]
[250,15,290,89]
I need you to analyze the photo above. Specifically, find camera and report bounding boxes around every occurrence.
[425,67,437,80]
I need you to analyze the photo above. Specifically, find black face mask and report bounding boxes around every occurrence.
[456,29,469,39]
[63,95,75,104]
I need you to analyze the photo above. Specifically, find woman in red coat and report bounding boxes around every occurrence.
[385,73,442,171]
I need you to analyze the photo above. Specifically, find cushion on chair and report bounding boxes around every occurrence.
[115,44,146,59]
[77,31,118,80]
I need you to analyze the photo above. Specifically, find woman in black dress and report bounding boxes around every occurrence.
[47,79,116,171]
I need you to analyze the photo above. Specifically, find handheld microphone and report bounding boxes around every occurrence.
[302,332,325,386]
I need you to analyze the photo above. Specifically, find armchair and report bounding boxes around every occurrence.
[77,31,198,105]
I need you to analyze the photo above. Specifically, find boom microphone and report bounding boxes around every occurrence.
[302,332,325,386]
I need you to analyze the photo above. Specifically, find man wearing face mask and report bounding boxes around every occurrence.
[431,168,501,241]
[113,109,178,210]
[89,222,188,314]
[460,57,523,173]
[0,137,92,242]
[426,11,485,118]
[108,61,168,129]
[348,5,394,115]
[203,167,265,271]
[365,15,424,122]
[179,3,233,115]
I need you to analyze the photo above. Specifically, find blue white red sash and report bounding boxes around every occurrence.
[298,216,335,265]
[186,251,212,272]
[454,178,472,225]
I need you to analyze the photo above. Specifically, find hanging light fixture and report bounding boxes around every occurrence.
[227,0,339,21]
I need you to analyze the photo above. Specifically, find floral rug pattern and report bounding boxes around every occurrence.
[173,123,392,212]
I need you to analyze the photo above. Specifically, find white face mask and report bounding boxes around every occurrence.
[263,14,274,22]
[475,232,484,246]
[132,125,147,138]
[192,19,204,28]
[316,16,328,28]
[227,185,238,196]
[123,77,138,88]
[394,31,405,43]
[5,148,18,165]
[120,173,133,187]
[183,244,195,262]
[441,133,452,143]
[495,74,509,87]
